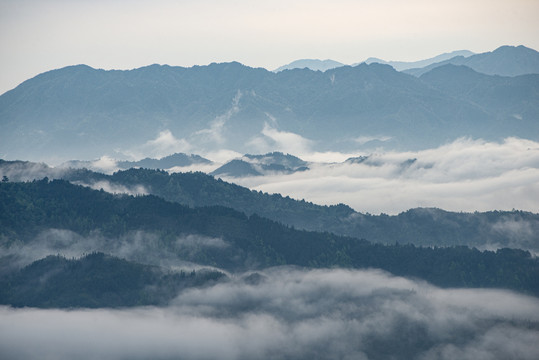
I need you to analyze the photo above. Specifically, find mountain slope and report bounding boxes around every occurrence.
[2,60,538,161]
[405,45,539,77]
[420,64,539,135]
[364,49,474,71]
[2,161,538,252]
[0,253,225,308]
[1,179,538,296]
[211,152,309,177]
[274,59,345,72]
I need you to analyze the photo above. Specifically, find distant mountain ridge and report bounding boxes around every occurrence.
[274,46,539,77]
[405,45,539,77]
[2,159,538,253]
[363,50,475,71]
[1,45,538,161]
[118,153,212,169]
[61,153,213,172]
[274,51,474,72]
[274,59,345,72]
[211,152,309,177]
[1,179,538,299]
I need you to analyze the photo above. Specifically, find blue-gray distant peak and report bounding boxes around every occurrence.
[405,45,539,77]
[1,58,538,161]
[362,50,474,71]
[274,59,345,72]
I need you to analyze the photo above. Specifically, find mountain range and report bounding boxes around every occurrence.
[1,44,538,162]
[362,50,474,71]
[404,45,539,77]
[276,46,539,76]
[274,59,345,72]
[2,159,538,253]
[62,153,212,172]
[210,152,308,177]
[1,178,538,306]
[2,43,539,360]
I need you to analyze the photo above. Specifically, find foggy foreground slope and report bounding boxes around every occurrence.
[2,158,539,253]
[1,173,539,359]
[1,267,539,360]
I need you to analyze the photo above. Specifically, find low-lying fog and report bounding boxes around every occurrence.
[2,136,538,215]
[229,137,539,214]
[1,267,538,360]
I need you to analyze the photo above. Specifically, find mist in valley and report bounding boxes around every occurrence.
[1,267,539,360]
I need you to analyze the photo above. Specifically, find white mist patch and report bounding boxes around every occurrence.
[124,130,192,160]
[90,155,119,173]
[75,180,148,196]
[0,230,224,273]
[0,161,65,182]
[167,162,222,174]
[230,137,539,214]
[202,149,243,164]
[176,235,229,250]
[192,90,242,146]
[355,135,392,145]
[1,268,538,360]
[248,123,314,156]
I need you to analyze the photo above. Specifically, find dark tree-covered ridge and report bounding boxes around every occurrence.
[1,179,538,299]
[0,252,226,308]
[59,167,539,252]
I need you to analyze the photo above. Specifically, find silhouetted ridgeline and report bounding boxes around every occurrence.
[61,167,539,252]
[1,179,538,305]
[0,252,225,308]
[2,161,538,251]
[2,49,538,160]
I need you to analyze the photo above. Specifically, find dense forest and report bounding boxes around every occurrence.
[1,179,538,308]
[3,161,538,251]
[60,167,539,251]
[0,252,225,308]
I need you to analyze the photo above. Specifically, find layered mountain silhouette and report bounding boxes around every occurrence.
[405,45,539,77]
[363,49,474,71]
[211,152,308,177]
[2,159,538,253]
[1,45,538,161]
[61,153,212,171]
[1,179,538,301]
[274,59,345,72]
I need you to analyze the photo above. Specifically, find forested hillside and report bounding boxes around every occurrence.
[2,161,537,251]
[1,179,538,304]
[0,252,225,308]
[60,167,539,252]
[2,59,538,161]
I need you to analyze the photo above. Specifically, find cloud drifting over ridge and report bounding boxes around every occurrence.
[247,122,315,156]
[1,268,539,360]
[231,137,539,214]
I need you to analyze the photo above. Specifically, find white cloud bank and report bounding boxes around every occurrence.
[247,122,315,156]
[1,267,538,360]
[122,129,192,160]
[229,137,539,214]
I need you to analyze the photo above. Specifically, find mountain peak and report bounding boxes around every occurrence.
[406,45,539,77]
[274,59,344,72]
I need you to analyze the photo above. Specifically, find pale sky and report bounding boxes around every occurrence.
[1,0,538,94]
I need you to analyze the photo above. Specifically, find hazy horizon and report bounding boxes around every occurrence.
[2,0,539,94]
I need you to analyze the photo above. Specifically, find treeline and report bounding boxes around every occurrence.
[0,252,225,308]
[66,167,539,250]
[3,163,538,250]
[1,179,538,298]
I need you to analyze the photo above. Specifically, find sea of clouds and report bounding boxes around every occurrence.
[1,267,538,360]
[227,136,539,214]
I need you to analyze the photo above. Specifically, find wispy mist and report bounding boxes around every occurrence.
[230,137,539,214]
[0,230,227,274]
[1,268,538,360]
